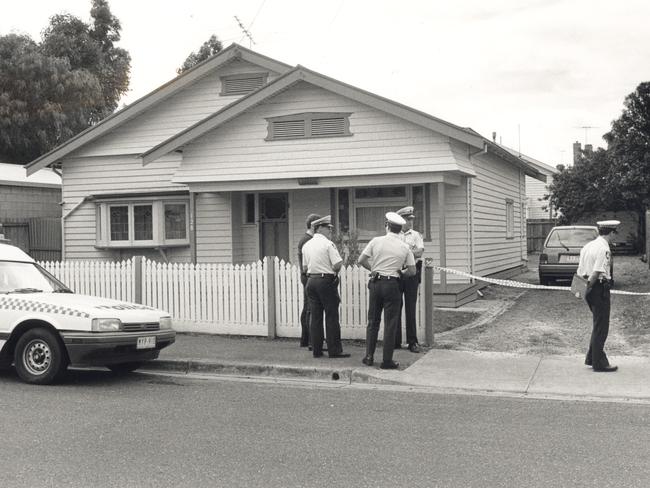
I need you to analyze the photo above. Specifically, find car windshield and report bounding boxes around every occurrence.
[0,261,71,294]
[546,228,598,248]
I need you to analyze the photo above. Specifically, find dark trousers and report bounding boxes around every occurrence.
[366,279,401,363]
[396,274,419,347]
[585,281,611,369]
[306,276,342,355]
[299,275,310,347]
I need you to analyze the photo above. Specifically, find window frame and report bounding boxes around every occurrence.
[505,198,515,239]
[265,112,352,141]
[349,185,412,242]
[96,197,190,248]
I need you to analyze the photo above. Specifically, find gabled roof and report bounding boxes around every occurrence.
[0,163,60,188]
[496,144,557,182]
[25,44,292,176]
[140,65,488,165]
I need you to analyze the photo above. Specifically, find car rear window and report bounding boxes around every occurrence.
[546,228,598,248]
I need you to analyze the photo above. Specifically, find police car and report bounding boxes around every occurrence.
[0,242,175,384]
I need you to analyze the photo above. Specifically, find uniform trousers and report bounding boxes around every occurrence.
[585,281,611,369]
[366,278,401,363]
[395,273,420,347]
[299,274,310,347]
[306,276,343,356]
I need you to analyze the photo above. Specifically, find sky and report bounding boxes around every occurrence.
[2,0,650,168]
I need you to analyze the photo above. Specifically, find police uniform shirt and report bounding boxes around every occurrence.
[577,236,612,280]
[400,229,424,259]
[360,233,415,277]
[302,233,343,274]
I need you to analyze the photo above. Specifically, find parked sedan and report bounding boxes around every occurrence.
[538,225,613,285]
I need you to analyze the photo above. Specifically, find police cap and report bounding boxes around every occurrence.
[396,206,414,219]
[312,215,333,229]
[597,220,620,232]
[385,212,406,226]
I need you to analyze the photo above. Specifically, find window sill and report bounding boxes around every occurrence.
[95,243,190,250]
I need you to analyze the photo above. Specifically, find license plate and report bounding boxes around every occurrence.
[559,254,579,263]
[136,336,156,349]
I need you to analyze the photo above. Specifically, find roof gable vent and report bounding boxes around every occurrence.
[220,73,268,96]
[265,112,352,141]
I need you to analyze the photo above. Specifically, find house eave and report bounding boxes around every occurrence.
[180,170,473,193]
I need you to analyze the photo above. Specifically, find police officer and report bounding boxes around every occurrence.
[297,213,321,349]
[395,205,424,353]
[301,215,350,359]
[577,220,619,372]
[358,212,416,369]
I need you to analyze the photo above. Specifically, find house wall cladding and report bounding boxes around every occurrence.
[73,60,283,158]
[60,153,189,260]
[471,152,526,276]
[0,184,61,220]
[196,192,232,263]
[526,176,552,219]
[175,82,460,182]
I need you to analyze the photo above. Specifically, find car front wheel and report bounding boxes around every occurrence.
[14,328,68,384]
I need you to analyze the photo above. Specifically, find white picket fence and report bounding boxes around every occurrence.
[40,257,426,340]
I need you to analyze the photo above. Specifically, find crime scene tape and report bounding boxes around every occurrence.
[431,265,650,296]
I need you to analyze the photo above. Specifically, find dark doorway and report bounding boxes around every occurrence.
[259,193,289,261]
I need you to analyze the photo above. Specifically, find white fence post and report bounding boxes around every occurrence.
[265,256,276,338]
[133,256,144,304]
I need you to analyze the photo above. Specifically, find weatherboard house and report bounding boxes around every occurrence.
[26,44,546,306]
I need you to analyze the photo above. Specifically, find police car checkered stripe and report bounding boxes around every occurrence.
[0,297,90,318]
[431,265,650,296]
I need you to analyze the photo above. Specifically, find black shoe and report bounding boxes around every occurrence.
[394,344,402,350]
[408,343,421,353]
[308,345,327,352]
[329,353,351,358]
[313,351,323,358]
[380,360,399,370]
[362,356,374,366]
[584,360,592,366]
[593,365,618,372]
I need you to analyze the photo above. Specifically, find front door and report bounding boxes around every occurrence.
[259,193,289,261]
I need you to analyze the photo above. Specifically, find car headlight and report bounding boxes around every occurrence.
[159,316,173,330]
[91,318,122,332]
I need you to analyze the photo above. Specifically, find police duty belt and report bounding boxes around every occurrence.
[431,265,650,296]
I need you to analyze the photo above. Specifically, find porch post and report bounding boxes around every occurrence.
[437,182,447,292]
[646,210,650,269]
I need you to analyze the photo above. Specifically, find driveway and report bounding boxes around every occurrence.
[435,254,650,357]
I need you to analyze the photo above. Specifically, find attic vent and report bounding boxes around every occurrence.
[272,120,306,139]
[311,117,346,137]
[265,112,352,141]
[220,73,268,96]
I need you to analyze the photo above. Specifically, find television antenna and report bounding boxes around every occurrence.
[234,16,256,48]
[574,125,599,144]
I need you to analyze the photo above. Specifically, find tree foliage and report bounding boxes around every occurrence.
[0,0,130,163]
[177,35,223,75]
[547,82,650,229]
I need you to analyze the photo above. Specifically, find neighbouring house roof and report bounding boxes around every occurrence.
[24,44,292,176]
[0,163,61,189]
[498,144,558,182]
[25,43,546,182]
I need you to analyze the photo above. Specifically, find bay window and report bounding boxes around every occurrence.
[97,199,189,248]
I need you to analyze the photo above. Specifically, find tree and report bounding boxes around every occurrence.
[177,35,223,75]
[603,82,650,217]
[0,0,130,163]
[546,81,650,247]
[0,34,101,163]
